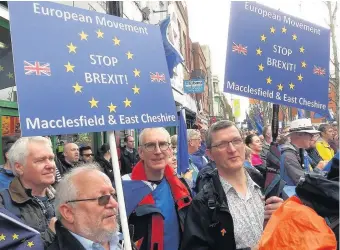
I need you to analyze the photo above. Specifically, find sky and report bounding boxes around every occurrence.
[187,0,338,121]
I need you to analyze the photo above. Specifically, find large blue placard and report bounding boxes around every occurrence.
[8,1,177,136]
[224,2,330,114]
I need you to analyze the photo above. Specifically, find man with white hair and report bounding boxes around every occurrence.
[124,127,192,250]
[0,136,57,247]
[47,164,122,250]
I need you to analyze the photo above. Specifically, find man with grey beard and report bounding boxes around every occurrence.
[47,164,122,250]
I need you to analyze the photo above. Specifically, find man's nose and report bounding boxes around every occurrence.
[226,142,237,153]
[107,196,118,209]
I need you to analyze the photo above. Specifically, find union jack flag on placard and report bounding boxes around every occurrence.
[232,42,247,55]
[24,61,51,76]
[150,72,165,83]
[313,65,326,76]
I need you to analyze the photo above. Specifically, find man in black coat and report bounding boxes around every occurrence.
[181,120,283,250]
[120,136,139,175]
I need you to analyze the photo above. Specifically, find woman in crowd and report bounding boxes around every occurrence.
[245,134,263,167]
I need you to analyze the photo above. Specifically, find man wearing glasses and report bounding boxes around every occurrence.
[181,120,283,250]
[123,127,192,250]
[48,164,123,250]
[79,146,95,163]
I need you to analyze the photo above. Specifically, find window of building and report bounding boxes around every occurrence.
[182,31,186,60]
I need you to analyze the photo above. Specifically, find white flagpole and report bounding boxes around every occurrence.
[108,131,132,250]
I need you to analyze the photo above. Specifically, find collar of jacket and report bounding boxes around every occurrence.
[207,169,230,211]
[9,177,55,204]
[131,160,192,209]
[53,220,86,250]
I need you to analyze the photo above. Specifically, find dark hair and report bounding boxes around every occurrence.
[206,120,237,149]
[318,124,331,133]
[99,143,110,156]
[245,134,257,147]
[79,146,92,156]
[124,135,132,143]
[2,136,18,162]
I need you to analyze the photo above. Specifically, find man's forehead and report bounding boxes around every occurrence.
[211,126,240,139]
[143,130,169,142]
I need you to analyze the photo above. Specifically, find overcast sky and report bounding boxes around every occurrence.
[187,0,338,120]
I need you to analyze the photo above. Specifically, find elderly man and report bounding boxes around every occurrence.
[181,120,283,250]
[0,136,57,247]
[58,143,79,177]
[48,165,122,250]
[123,127,192,250]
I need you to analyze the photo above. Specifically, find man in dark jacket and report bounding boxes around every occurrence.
[47,164,124,250]
[0,137,57,248]
[181,120,282,250]
[124,128,191,250]
[120,136,139,175]
[58,143,80,177]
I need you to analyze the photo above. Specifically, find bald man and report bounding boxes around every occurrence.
[58,143,80,177]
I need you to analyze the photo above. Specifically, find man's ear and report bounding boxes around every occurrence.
[14,162,24,176]
[206,149,214,162]
[138,147,144,160]
[59,204,75,224]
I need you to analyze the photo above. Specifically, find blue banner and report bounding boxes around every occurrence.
[183,79,205,93]
[224,2,330,115]
[8,2,177,136]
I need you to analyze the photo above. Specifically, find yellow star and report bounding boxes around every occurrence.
[289,82,295,89]
[66,42,77,53]
[126,51,134,59]
[270,26,276,33]
[7,72,14,79]
[297,74,303,81]
[96,29,104,38]
[292,34,298,40]
[299,46,305,53]
[107,103,117,113]
[113,37,120,45]
[79,31,88,41]
[123,97,132,107]
[266,76,272,84]
[0,234,5,241]
[132,85,140,94]
[64,62,75,72]
[277,83,284,91]
[27,241,34,248]
[282,26,287,33]
[12,233,19,240]
[260,34,267,42]
[72,82,83,93]
[133,68,141,77]
[0,65,4,71]
[301,61,307,68]
[89,97,99,108]
[256,48,262,56]
[258,64,264,71]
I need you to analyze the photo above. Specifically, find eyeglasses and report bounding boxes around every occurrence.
[210,138,244,150]
[143,141,170,152]
[83,153,94,157]
[66,194,116,206]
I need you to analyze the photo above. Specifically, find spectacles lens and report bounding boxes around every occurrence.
[159,142,169,150]
[98,195,110,206]
[145,143,156,151]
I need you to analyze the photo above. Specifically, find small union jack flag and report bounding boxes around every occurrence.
[232,42,247,55]
[150,72,165,83]
[313,65,326,76]
[24,61,51,76]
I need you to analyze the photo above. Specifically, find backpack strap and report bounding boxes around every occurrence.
[0,189,21,218]
[203,184,219,226]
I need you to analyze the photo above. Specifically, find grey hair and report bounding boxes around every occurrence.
[170,135,178,147]
[55,163,106,220]
[8,136,52,176]
[139,127,170,145]
[187,129,200,141]
[206,120,238,149]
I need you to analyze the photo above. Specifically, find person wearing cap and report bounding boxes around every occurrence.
[280,118,327,185]
[316,124,335,161]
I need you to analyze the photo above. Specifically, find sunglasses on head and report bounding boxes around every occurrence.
[66,193,116,206]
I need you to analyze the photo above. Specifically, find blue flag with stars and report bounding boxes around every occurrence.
[0,208,43,249]
[224,2,330,115]
[8,1,177,136]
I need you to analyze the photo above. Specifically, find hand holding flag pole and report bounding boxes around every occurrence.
[108,131,132,250]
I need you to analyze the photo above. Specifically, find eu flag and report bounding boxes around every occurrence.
[0,208,43,250]
[177,111,189,175]
[224,2,330,115]
[8,1,177,136]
